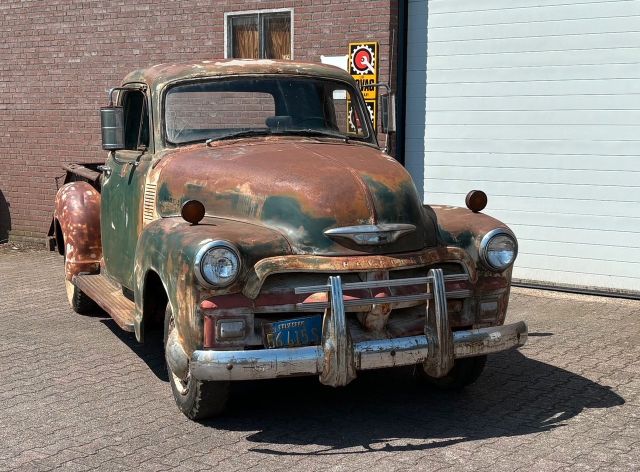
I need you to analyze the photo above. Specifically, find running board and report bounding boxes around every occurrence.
[73,274,135,332]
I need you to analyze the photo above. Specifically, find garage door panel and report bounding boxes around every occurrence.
[515,252,640,280]
[427,2,640,28]
[425,152,640,172]
[426,165,640,187]
[416,138,640,156]
[513,225,640,250]
[427,63,640,86]
[428,0,633,15]
[423,32,640,56]
[489,209,640,234]
[428,14,640,41]
[419,123,640,140]
[425,95,640,112]
[426,78,640,97]
[518,239,640,264]
[425,110,640,126]
[512,266,640,292]
[428,192,640,233]
[423,49,640,72]
[429,193,640,219]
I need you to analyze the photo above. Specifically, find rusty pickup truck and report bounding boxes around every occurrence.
[50,59,527,419]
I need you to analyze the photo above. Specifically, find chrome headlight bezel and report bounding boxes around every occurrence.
[479,228,518,272]
[194,240,242,288]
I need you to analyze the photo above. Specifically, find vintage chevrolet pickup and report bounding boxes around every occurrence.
[50,59,527,419]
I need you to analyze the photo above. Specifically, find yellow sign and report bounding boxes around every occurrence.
[348,42,378,132]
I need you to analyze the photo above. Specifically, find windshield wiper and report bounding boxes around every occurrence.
[281,129,351,142]
[206,129,271,145]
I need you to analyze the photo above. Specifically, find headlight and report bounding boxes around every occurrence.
[480,229,518,271]
[194,241,241,287]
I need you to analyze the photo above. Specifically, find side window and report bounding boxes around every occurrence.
[121,90,149,151]
[226,10,292,60]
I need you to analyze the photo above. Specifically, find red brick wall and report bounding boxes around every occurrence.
[0,0,398,244]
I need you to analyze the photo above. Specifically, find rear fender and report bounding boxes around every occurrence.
[54,182,102,281]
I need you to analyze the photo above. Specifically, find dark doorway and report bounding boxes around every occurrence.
[0,190,10,243]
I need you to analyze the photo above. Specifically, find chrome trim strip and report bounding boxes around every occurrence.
[324,223,416,234]
[324,223,416,245]
[295,289,473,312]
[294,274,469,294]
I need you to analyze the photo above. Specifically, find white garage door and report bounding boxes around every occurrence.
[405,0,640,295]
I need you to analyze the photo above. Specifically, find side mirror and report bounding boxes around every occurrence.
[380,93,396,134]
[100,105,125,151]
[371,83,396,134]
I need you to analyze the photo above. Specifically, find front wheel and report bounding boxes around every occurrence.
[164,304,229,420]
[418,355,487,391]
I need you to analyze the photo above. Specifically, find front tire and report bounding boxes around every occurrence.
[164,304,229,420]
[419,355,487,391]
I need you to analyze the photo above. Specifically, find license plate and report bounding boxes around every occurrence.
[262,315,322,349]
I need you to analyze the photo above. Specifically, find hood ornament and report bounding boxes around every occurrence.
[324,224,416,246]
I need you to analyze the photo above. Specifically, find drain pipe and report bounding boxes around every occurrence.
[395,0,409,166]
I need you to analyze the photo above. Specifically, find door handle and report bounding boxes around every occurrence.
[97,165,112,177]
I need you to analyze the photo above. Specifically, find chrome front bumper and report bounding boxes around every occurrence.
[189,269,528,386]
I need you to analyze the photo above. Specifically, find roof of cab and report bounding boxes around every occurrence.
[123,59,354,89]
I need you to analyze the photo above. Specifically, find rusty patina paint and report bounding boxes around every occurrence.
[432,205,515,325]
[54,181,102,281]
[122,59,374,156]
[133,216,290,353]
[57,59,518,350]
[152,139,436,256]
[244,246,477,299]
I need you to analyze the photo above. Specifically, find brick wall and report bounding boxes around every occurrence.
[0,0,398,244]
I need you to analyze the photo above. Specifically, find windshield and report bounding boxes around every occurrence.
[164,76,374,145]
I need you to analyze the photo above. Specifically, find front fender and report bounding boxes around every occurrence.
[430,205,514,265]
[430,205,516,325]
[133,217,291,352]
[54,182,102,281]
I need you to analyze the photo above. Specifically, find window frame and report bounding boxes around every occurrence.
[160,75,377,147]
[224,8,294,60]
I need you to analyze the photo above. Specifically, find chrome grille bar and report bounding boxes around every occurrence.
[296,289,472,311]
[294,274,469,295]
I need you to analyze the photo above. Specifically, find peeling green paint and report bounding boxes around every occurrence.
[262,196,336,250]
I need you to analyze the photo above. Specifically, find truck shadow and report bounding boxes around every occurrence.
[104,320,624,453]
[213,350,624,454]
[101,320,168,381]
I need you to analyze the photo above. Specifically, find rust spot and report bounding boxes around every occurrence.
[54,181,102,281]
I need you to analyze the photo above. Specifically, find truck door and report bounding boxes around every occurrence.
[100,88,151,289]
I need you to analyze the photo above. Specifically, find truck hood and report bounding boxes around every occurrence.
[155,137,437,255]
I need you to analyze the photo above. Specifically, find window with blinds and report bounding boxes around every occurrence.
[227,11,292,60]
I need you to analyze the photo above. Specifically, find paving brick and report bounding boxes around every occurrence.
[0,248,639,471]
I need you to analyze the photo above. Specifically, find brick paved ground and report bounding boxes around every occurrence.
[1,247,638,471]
